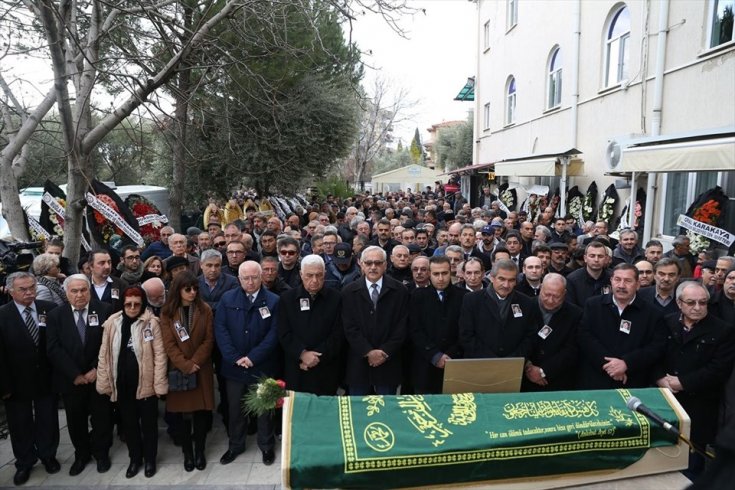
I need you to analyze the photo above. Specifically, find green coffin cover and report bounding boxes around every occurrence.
[283,388,681,489]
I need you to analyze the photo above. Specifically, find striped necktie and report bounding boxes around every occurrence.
[24,306,39,346]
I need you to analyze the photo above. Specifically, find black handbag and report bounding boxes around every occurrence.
[167,367,197,392]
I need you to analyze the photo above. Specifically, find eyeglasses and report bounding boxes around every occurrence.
[680,299,708,307]
[239,275,260,282]
[279,250,298,256]
[124,255,141,261]
[124,302,142,308]
[183,286,198,293]
[227,250,245,255]
[362,260,385,267]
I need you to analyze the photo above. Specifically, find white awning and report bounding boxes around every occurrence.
[494,158,584,177]
[620,136,735,172]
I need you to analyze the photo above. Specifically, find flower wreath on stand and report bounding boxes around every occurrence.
[566,186,585,228]
[583,181,598,222]
[126,194,167,246]
[242,377,289,417]
[498,183,517,212]
[597,184,618,227]
[680,186,729,254]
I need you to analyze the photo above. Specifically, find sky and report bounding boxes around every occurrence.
[349,0,477,146]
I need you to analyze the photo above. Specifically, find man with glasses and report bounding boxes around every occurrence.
[142,226,174,261]
[634,259,655,288]
[277,237,301,288]
[223,241,248,277]
[654,281,735,480]
[408,256,431,290]
[215,261,280,467]
[0,272,60,485]
[444,245,463,285]
[637,257,681,316]
[116,245,144,285]
[47,274,113,476]
[342,246,409,395]
[548,242,573,276]
[212,233,227,254]
[577,264,666,390]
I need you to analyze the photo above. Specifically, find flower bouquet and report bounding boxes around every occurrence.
[242,377,288,417]
[681,186,729,253]
[583,181,598,222]
[498,183,517,212]
[566,185,585,228]
[126,194,168,246]
[597,184,618,225]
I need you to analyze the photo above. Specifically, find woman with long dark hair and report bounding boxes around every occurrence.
[97,286,167,478]
[159,271,214,472]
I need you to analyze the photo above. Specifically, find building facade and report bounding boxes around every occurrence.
[472,0,734,247]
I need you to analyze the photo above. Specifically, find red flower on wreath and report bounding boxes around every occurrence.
[93,195,120,225]
[692,200,721,224]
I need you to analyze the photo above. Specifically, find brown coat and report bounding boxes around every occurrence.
[160,302,215,412]
[96,309,168,402]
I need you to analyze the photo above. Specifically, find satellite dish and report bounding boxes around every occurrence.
[605,140,622,171]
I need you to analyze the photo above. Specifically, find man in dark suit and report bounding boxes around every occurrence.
[409,256,468,394]
[458,224,492,271]
[577,263,667,390]
[654,281,735,479]
[637,257,681,316]
[278,255,343,395]
[522,273,582,392]
[88,249,127,312]
[342,245,409,395]
[566,241,612,307]
[46,274,113,476]
[0,272,60,485]
[459,259,541,360]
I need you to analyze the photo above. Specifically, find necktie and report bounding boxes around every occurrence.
[75,309,86,345]
[24,307,39,346]
[438,291,444,303]
[249,294,255,304]
[370,283,379,307]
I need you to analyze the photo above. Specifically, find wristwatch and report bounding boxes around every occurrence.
[539,368,546,379]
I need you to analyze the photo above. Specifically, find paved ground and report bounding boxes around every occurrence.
[0,405,281,489]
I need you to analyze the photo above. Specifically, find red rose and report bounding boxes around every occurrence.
[276,379,286,389]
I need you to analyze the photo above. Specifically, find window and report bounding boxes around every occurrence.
[709,0,735,48]
[506,0,518,31]
[661,171,722,236]
[604,5,630,87]
[484,20,491,50]
[505,76,516,125]
[483,102,491,130]
[547,47,562,108]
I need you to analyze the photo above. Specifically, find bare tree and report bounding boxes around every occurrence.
[351,77,415,189]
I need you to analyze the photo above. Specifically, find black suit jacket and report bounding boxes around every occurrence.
[90,276,127,312]
[0,300,57,400]
[577,294,666,390]
[459,287,541,359]
[342,276,409,387]
[653,313,735,446]
[278,286,343,395]
[46,300,113,394]
[522,301,582,392]
[409,285,467,393]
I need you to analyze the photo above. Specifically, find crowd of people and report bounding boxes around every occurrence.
[1,185,734,485]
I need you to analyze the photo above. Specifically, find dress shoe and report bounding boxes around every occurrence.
[195,451,206,470]
[96,456,111,473]
[219,449,241,465]
[69,457,90,476]
[144,462,156,478]
[13,467,31,486]
[262,449,275,466]
[125,461,141,479]
[184,452,195,472]
[41,457,61,474]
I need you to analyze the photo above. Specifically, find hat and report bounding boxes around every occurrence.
[701,260,717,271]
[332,243,353,265]
[481,225,495,235]
[549,242,569,251]
[187,226,203,236]
[407,243,422,254]
[165,256,189,273]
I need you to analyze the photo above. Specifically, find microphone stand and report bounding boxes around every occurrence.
[675,432,715,460]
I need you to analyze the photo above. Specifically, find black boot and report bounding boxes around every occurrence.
[194,438,207,470]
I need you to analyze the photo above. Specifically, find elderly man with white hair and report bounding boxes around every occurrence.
[277,255,343,395]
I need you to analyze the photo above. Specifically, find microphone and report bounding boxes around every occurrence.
[626,396,680,436]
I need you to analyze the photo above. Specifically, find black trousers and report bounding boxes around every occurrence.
[4,394,59,470]
[62,386,112,461]
[119,395,158,464]
[226,379,274,453]
[171,410,211,455]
